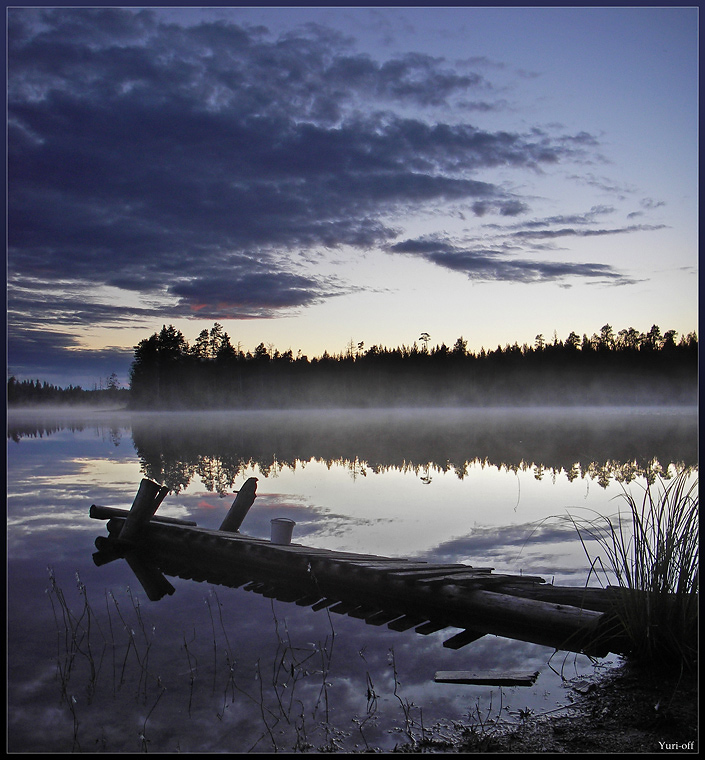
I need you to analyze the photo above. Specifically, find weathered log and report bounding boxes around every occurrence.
[90,504,197,526]
[219,477,258,532]
[124,553,176,601]
[119,479,166,542]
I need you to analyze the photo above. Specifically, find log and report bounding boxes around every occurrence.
[124,553,176,601]
[119,479,166,542]
[219,477,258,532]
[90,504,197,526]
[434,670,539,686]
[437,586,605,650]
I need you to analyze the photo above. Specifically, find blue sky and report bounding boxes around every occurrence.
[6,6,698,388]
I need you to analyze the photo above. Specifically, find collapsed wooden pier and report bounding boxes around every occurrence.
[90,478,631,659]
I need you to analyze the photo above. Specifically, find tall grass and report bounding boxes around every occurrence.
[569,469,698,670]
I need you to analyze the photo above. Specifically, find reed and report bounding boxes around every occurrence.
[569,469,698,670]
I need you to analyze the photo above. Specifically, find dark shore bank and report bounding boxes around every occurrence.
[391,663,697,754]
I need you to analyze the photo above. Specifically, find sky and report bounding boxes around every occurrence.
[6,5,699,389]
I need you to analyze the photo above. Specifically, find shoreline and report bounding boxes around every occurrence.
[398,662,698,754]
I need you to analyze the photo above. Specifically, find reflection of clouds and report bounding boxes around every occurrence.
[417,520,600,586]
[419,520,573,563]
[10,543,608,752]
[6,409,683,750]
[241,507,394,544]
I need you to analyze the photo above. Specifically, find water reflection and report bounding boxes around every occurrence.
[8,406,697,493]
[6,406,698,752]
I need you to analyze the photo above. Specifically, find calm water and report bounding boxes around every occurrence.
[7,406,697,753]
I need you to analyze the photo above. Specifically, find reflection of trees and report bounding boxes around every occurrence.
[6,420,87,442]
[127,410,697,493]
[8,409,697,494]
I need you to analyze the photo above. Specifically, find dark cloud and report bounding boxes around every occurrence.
[508,223,667,240]
[483,205,616,230]
[7,8,654,381]
[388,236,636,284]
[169,269,344,318]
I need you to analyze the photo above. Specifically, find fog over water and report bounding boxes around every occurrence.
[6,405,697,752]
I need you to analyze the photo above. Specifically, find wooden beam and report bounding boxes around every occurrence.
[443,629,487,649]
[219,477,258,532]
[388,615,428,631]
[90,504,197,526]
[123,553,176,601]
[434,670,539,686]
[414,620,450,635]
[119,479,166,542]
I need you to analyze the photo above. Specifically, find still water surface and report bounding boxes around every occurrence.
[7,406,697,752]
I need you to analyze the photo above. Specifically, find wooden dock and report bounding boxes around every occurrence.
[89,479,630,658]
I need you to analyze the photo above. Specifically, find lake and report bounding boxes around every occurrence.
[6,405,697,753]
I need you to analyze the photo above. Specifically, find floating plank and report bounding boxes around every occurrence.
[443,628,487,649]
[434,670,540,686]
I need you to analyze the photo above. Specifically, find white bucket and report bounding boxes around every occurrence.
[270,517,296,545]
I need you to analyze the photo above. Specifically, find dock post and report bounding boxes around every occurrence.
[119,479,167,542]
[220,477,258,532]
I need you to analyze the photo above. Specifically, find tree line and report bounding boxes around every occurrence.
[127,322,698,409]
[7,375,129,406]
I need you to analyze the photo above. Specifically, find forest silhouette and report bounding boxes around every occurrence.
[125,323,697,409]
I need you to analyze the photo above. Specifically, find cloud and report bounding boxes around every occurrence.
[388,236,636,284]
[9,6,671,385]
[8,8,611,327]
[7,325,134,386]
[169,268,346,318]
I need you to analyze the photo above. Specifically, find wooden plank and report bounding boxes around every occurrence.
[311,598,337,611]
[327,601,362,614]
[415,620,450,635]
[344,561,433,572]
[389,566,492,578]
[387,615,428,631]
[347,607,383,619]
[244,581,268,592]
[416,572,545,586]
[434,670,540,686]
[294,594,324,606]
[387,567,485,580]
[364,610,405,626]
[443,629,487,649]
